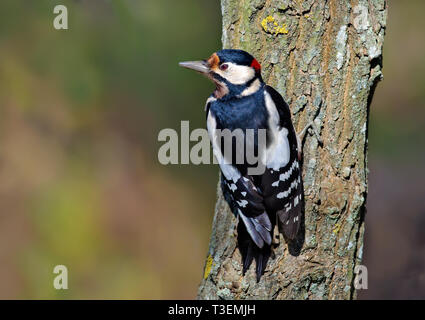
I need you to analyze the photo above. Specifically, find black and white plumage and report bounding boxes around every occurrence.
[180,49,303,281]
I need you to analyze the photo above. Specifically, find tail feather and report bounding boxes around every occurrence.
[238,210,272,247]
[242,242,254,275]
[237,217,272,282]
[256,250,264,282]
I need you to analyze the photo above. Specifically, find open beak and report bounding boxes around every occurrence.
[179,60,210,74]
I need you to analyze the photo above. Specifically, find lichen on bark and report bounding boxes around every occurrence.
[198,0,387,300]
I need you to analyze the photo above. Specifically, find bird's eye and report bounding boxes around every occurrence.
[219,63,229,71]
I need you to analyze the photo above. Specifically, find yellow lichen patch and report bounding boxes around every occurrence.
[261,16,288,35]
[203,254,213,279]
[332,223,341,235]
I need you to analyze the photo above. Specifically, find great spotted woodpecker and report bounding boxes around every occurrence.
[180,49,318,281]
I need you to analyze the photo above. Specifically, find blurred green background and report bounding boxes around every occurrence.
[0,0,423,299]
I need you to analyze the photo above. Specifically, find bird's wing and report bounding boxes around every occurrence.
[221,173,272,248]
[207,109,272,249]
[260,85,303,240]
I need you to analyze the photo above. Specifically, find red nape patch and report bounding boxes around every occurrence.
[251,58,261,71]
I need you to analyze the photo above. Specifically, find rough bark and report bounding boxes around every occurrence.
[198,0,387,299]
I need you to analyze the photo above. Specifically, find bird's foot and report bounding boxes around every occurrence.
[297,121,322,159]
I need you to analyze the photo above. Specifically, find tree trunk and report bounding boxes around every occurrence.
[198,0,387,299]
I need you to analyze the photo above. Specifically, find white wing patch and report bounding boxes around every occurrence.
[263,91,291,171]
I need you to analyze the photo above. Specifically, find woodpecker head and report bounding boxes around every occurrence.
[179,49,263,99]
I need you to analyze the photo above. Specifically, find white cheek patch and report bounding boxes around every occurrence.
[215,62,255,85]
